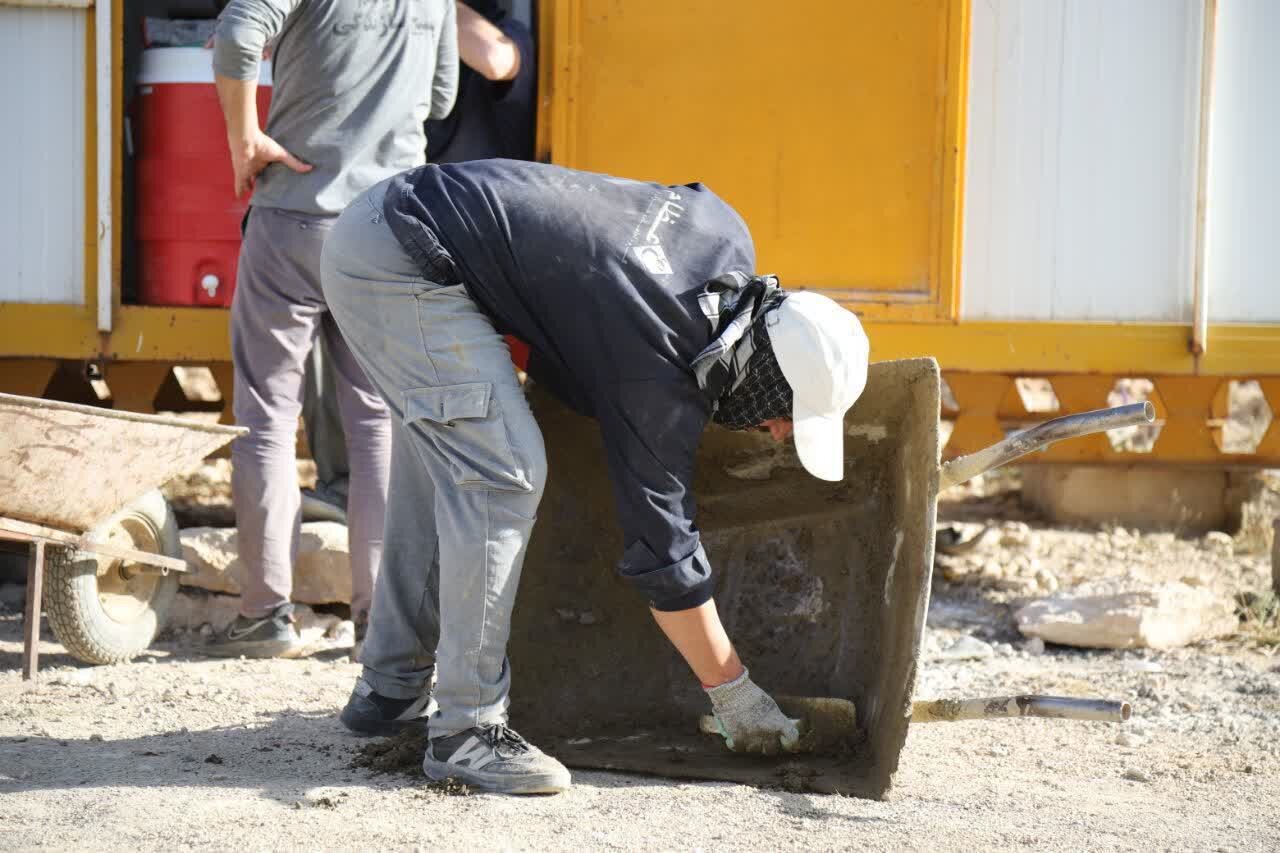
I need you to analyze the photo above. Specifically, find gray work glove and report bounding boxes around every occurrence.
[704,668,802,755]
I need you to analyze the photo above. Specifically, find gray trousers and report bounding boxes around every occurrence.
[230,206,392,620]
[321,179,547,737]
[303,338,350,505]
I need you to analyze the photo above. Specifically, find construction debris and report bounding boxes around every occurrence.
[1014,580,1239,650]
[179,522,353,605]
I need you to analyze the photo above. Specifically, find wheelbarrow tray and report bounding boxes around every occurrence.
[512,357,941,798]
[0,392,245,533]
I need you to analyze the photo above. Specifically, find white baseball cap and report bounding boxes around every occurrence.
[765,292,870,481]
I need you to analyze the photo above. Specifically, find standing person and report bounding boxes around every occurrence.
[426,0,536,164]
[323,159,870,794]
[206,0,459,658]
[301,0,536,537]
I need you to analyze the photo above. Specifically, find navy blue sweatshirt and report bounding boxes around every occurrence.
[383,159,756,611]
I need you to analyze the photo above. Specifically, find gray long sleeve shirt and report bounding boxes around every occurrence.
[214,0,458,215]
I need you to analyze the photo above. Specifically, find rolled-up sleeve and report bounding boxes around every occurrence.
[213,0,296,81]
[598,379,713,612]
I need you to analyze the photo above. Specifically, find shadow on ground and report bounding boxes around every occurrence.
[0,711,387,804]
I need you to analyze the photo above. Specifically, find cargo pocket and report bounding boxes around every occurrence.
[403,383,534,493]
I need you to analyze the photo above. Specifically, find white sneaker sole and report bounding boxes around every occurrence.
[422,756,571,795]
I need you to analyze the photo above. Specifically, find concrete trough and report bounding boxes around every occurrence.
[512,357,942,797]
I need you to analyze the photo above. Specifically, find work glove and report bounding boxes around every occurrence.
[704,668,802,755]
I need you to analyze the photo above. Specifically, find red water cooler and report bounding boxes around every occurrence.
[135,48,272,307]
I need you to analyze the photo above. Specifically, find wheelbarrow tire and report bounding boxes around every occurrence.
[43,490,182,665]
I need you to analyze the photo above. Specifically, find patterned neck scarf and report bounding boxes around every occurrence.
[690,272,792,429]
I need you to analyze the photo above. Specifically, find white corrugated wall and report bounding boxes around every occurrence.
[962,0,1205,323]
[1203,0,1280,323]
[0,6,86,306]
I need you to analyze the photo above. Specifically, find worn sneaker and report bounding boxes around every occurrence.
[424,724,571,795]
[339,676,434,737]
[203,603,303,658]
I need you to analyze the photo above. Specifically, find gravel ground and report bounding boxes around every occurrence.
[2,474,1279,851]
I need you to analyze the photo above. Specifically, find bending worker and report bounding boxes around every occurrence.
[321,159,870,795]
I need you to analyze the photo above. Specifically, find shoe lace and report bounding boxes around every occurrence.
[483,724,531,758]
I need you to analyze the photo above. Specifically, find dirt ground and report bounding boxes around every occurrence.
[3,474,1280,850]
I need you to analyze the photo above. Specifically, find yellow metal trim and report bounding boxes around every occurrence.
[934,0,970,322]
[547,0,580,168]
[106,306,232,362]
[4,304,1278,376]
[827,295,947,323]
[864,321,1280,376]
[533,0,555,161]
[1,1,94,7]
[5,300,1278,380]
[0,305,230,362]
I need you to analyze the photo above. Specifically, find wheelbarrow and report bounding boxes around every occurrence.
[504,357,1152,797]
[0,392,245,679]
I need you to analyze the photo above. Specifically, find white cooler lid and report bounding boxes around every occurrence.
[139,46,272,86]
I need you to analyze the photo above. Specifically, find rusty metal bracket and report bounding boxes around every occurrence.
[0,517,189,575]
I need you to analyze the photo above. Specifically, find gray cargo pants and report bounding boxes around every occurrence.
[320,178,547,737]
[230,206,391,620]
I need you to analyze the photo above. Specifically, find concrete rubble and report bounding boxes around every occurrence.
[164,589,351,647]
[178,521,352,605]
[1014,580,1240,650]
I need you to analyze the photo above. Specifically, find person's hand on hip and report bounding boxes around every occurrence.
[228,129,312,198]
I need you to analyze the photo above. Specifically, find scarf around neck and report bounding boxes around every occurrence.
[690,272,789,417]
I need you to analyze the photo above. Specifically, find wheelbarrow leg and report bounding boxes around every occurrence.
[22,540,45,681]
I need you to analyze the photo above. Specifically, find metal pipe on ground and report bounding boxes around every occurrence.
[911,695,1132,724]
[940,402,1156,490]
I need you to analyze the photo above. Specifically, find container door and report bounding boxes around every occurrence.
[542,0,968,321]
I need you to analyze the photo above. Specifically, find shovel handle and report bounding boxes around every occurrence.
[912,695,1132,724]
[939,401,1155,490]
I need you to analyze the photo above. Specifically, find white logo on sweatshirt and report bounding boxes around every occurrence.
[626,192,684,276]
[632,243,673,275]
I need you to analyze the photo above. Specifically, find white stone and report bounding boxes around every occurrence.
[295,605,342,645]
[1015,581,1239,650]
[1122,767,1151,783]
[1022,636,1046,656]
[935,635,996,661]
[1121,659,1164,673]
[1202,530,1235,557]
[1033,567,1059,594]
[178,522,352,604]
[999,522,1033,548]
[328,619,355,645]
[165,588,348,648]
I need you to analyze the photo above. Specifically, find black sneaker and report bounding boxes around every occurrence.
[423,724,571,795]
[339,676,434,736]
[203,603,304,658]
